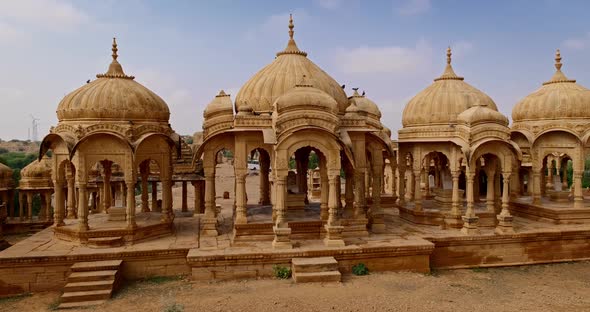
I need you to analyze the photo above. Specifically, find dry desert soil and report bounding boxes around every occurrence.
[1,261,590,312]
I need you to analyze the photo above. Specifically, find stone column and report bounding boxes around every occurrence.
[141,168,150,212]
[324,175,345,247]
[201,168,218,236]
[496,172,514,234]
[53,181,65,226]
[413,170,422,211]
[372,163,386,233]
[161,178,173,223]
[547,160,554,190]
[77,183,89,231]
[344,171,354,217]
[121,182,127,207]
[44,192,52,221]
[532,169,542,205]
[461,171,479,235]
[26,193,33,221]
[66,175,76,219]
[102,165,112,212]
[398,167,406,206]
[408,170,415,201]
[191,181,201,213]
[18,192,24,221]
[235,170,247,224]
[151,181,159,212]
[423,170,430,197]
[486,171,496,213]
[319,164,329,221]
[4,192,12,220]
[450,170,461,216]
[272,175,292,249]
[126,181,137,229]
[259,152,271,205]
[181,181,188,212]
[573,170,584,209]
[353,169,366,219]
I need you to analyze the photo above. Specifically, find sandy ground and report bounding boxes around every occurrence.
[2,261,590,312]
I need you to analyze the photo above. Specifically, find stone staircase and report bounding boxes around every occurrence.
[291,257,341,283]
[58,260,123,309]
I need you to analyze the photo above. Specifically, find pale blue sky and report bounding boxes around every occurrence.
[1,0,589,140]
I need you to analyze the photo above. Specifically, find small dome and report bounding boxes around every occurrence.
[349,89,381,118]
[21,158,52,179]
[204,90,233,119]
[402,48,498,127]
[56,38,170,122]
[235,15,348,114]
[512,50,590,122]
[457,105,509,126]
[0,162,12,179]
[274,75,338,114]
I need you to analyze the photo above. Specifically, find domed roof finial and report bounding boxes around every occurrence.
[289,14,294,40]
[112,37,118,61]
[555,49,562,71]
[435,46,463,81]
[97,37,135,79]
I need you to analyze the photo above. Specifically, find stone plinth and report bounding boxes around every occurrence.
[548,191,571,203]
[286,193,306,211]
[272,226,292,249]
[434,188,463,209]
[323,225,345,247]
[107,207,126,221]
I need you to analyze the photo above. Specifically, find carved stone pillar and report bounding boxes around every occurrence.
[181,181,188,212]
[319,165,329,221]
[140,165,150,212]
[450,170,461,216]
[413,170,422,211]
[66,175,76,219]
[192,181,202,213]
[532,170,542,205]
[573,170,584,209]
[44,192,52,221]
[461,171,479,235]
[272,175,292,249]
[259,152,271,205]
[344,171,354,217]
[151,181,159,212]
[77,183,89,231]
[496,172,514,234]
[372,163,386,233]
[53,181,65,226]
[235,170,247,224]
[398,167,406,206]
[486,171,496,213]
[126,181,137,229]
[353,169,366,219]
[102,164,112,213]
[324,175,345,247]
[18,192,24,221]
[201,168,217,236]
[26,193,33,221]
[161,179,173,223]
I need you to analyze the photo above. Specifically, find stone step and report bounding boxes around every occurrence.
[58,300,107,309]
[63,280,114,292]
[86,237,123,248]
[292,257,339,273]
[293,271,342,283]
[71,260,123,272]
[60,289,112,303]
[67,270,118,283]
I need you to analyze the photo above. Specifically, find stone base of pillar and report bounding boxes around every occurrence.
[235,214,247,225]
[320,205,328,221]
[272,226,292,249]
[201,217,218,236]
[443,214,463,229]
[461,216,480,235]
[323,225,345,247]
[495,215,515,235]
[127,222,138,231]
[574,199,584,209]
[78,223,89,232]
[66,212,76,220]
[370,222,386,234]
[532,196,541,205]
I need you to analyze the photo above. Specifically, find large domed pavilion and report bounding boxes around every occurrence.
[398,47,520,234]
[194,15,395,248]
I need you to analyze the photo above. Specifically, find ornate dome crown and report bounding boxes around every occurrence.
[204,90,233,118]
[235,15,348,114]
[402,47,498,127]
[512,50,590,122]
[56,38,170,123]
[348,89,381,118]
[20,158,52,179]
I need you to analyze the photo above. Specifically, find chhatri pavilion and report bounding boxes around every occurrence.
[1,14,590,303]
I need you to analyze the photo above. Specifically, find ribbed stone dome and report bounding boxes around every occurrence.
[204,90,233,118]
[56,38,170,122]
[20,158,52,178]
[402,48,498,127]
[458,105,508,126]
[274,76,339,114]
[512,50,590,122]
[235,15,348,114]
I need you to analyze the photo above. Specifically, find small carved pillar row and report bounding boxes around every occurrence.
[319,160,329,221]
[102,162,112,213]
[235,170,247,224]
[371,161,386,233]
[573,170,584,209]
[181,181,188,212]
[259,151,271,205]
[77,183,89,231]
[201,167,218,236]
[324,174,345,247]
[140,163,150,212]
[53,180,65,226]
[413,169,423,211]
[485,169,496,213]
[353,168,366,220]
[66,166,76,219]
[126,180,137,230]
[272,175,292,249]
[532,168,542,205]
[26,193,33,221]
[461,170,479,235]
[495,172,514,234]
[151,181,159,212]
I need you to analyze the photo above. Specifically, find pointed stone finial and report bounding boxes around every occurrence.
[446,46,452,65]
[112,37,118,61]
[289,14,294,40]
[217,90,229,97]
[555,49,562,71]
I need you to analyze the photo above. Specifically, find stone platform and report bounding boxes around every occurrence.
[398,199,497,228]
[510,196,590,224]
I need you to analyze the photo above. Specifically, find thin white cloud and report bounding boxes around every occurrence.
[243,9,309,41]
[395,0,431,16]
[562,32,590,50]
[334,39,433,74]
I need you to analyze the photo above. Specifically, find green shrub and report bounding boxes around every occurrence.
[352,263,369,276]
[272,265,292,279]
